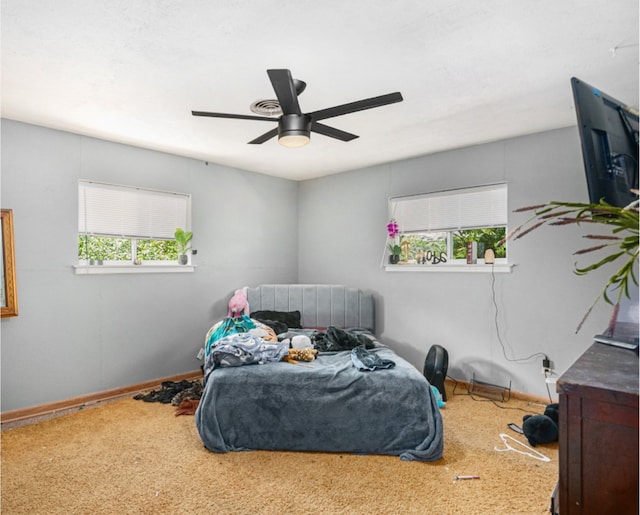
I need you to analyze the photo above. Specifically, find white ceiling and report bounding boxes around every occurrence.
[2,1,638,181]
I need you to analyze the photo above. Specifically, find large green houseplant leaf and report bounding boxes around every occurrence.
[174,228,193,255]
[500,191,639,332]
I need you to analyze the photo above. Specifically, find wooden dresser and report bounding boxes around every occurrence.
[555,342,639,514]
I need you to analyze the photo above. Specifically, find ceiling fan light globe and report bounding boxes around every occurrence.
[279,134,310,148]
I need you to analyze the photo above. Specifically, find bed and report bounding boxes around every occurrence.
[194,284,443,461]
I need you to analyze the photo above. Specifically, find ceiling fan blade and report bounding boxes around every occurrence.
[311,122,359,142]
[192,110,277,122]
[308,92,403,122]
[267,69,302,115]
[248,127,279,144]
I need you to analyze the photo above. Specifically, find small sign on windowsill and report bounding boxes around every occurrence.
[466,242,478,264]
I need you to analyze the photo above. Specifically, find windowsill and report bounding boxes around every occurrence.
[384,262,513,273]
[73,263,196,275]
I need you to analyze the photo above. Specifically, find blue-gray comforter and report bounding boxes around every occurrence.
[194,346,443,461]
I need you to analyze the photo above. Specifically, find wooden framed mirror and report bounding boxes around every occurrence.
[1,209,19,317]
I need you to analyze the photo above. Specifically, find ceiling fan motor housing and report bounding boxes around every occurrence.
[279,114,312,138]
[278,114,312,147]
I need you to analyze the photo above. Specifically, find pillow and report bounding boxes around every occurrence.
[250,310,302,329]
[253,319,288,335]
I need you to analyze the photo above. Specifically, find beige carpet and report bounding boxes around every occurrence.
[1,383,558,514]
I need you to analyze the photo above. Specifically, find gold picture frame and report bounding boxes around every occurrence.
[1,209,18,317]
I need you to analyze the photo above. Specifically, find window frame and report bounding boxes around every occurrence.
[386,183,512,273]
[75,180,194,274]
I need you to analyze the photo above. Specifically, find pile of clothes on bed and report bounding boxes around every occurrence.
[202,309,382,385]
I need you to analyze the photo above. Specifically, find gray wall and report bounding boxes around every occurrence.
[298,127,613,399]
[1,120,618,410]
[1,119,299,411]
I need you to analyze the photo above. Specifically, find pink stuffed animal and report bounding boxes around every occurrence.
[228,287,250,318]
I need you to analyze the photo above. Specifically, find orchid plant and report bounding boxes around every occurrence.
[387,219,401,256]
[500,191,639,332]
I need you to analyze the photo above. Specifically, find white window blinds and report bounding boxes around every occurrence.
[78,181,190,239]
[390,183,507,232]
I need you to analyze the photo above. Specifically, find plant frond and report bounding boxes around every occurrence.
[574,250,625,273]
[582,234,622,241]
[508,194,638,332]
[573,244,612,255]
[513,220,546,240]
[513,204,548,213]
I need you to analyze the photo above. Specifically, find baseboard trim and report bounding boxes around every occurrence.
[1,372,551,427]
[1,370,203,425]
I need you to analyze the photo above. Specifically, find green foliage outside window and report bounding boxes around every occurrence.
[453,228,507,259]
[78,236,130,261]
[78,236,178,261]
[136,239,179,261]
[398,227,506,263]
[401,233,447,262]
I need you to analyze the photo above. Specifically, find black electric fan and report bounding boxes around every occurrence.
[423,344,449,401]
[192,69,403,146]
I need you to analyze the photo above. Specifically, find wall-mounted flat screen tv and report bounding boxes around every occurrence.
[571,77,639,207]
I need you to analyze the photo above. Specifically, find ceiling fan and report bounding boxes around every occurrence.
[192,69,403,148]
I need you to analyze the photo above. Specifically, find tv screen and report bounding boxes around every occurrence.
[571,77,639,207]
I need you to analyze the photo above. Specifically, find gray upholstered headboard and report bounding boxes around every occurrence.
[246,284,375,333]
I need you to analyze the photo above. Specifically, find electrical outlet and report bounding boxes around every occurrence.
[542,356,552,375]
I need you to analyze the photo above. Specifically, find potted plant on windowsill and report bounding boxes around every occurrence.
[175,228,193,265]
[500,191,639,333]
[387,219,401,264]
[388,244,402,264]
[93,238,109,265]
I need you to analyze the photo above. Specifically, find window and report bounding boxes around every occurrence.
[388,183,508,266]
[78,180,191,265]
